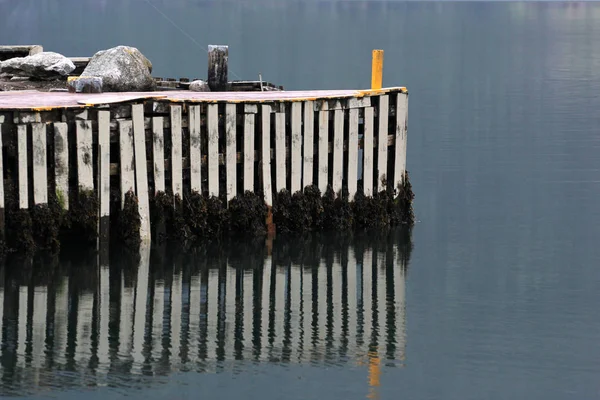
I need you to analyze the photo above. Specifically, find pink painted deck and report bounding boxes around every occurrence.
[0,87,406,110]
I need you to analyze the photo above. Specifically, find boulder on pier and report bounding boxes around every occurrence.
[81,46,155,92]
[189,80,211,92]
[0,51,75,79]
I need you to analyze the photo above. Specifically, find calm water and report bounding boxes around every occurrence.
[2,1,600,399]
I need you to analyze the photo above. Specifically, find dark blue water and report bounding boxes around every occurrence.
[2,1,600,399]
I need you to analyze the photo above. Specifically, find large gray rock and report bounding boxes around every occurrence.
[189,80,211,92]
[0,52,75,79]
[82,46,155,92]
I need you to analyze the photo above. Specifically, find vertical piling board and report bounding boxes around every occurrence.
[119,120,135,208]
[152,117,165,193]
[377,95,389,192]
[54,122,69,210]
[189,105,201,193]
[318,102,329,194]
[332,109,344,195]
[207,45,228,92]
[17,125,28,209]
[290,102,302,194]
[132,104,150,241]
[76,120,94,191]
[363,107,374,197]
[225,103,236,202]
[243,105,256,192]
[275,111,286,193]
[394,93,408,189]
[261,105,273,206]
[207,104,219,197]
[0,124,4,236]
[31,123,48,205]
[348,108,359,200]
[302,100,314,188]
[98,111,110,219]
[170,105,183,198]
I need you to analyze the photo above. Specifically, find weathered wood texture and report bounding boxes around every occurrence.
[207,45,228,92]
[0,88,408,243]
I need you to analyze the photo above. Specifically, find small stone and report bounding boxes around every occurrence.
[0,52,75,79]
[67,76,103,93]
[189,80,211,92]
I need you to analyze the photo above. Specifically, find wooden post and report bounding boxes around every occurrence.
[17,125,28,209]
[207,104,219,197]
[371,50,384,90]
[152,117,165,194]
[394,93,408,189]
[290,102,302,194]
[244,105,257,192]
[332,109,344,196]
[275,111,286,193]
[348,108,359,201]
[189,105,202,193]
[302,101,314,188]
[207,45,228,92]
[363,107,374,197]
[119,120,135,208]
[261,105,273,207]
[31,122,48,205]
[318,102,329,194]
[170,105,183,198]
[377,95,389,192]
[76,120,94,191]
[132,104,150,241]
[98,111,111,227]
[0,123,4,238]
[225,103,237,202]
[54,122,69,210]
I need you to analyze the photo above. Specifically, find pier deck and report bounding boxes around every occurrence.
[0,87,406,110]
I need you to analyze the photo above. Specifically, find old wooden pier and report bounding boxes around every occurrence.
[0,85,409,247]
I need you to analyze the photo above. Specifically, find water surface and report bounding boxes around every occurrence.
[1,1,600,399]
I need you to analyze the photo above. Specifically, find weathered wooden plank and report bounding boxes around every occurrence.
[377,95,389,192]
[119,120,135,208]
[0,124,4,235]
[207,45,228,92]
[207,104,219,197]
[243,106,255,192]
[318,103,329,194]
[226,103,237,202]
[17,125,28,208]
[302,101,314,188]
[170,105,183,197]
[261,105,273,206]
[275,111,286,193]
[189,105,201,193]
[152,117,165,193]
[347,108,359,200]
[332,109,344,195]
[132,104,150,241]
[363,107,374,197]
[53,122,69,209]
[98,111,110,217]
[76,120,94,191]
[31,123,48,204]
[394,93,408,190]
[290,102,302,193]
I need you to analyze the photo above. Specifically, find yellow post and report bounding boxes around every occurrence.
[371,49,384,90]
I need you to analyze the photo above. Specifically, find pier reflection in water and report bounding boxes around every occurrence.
[0,229,412,396]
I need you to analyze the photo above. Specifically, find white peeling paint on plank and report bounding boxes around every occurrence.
[332,109,344,196]
[53,122,69,210]
[189,105,202,193]
[275,111,286,193]
[363,107,374,197]
[152,116,165,193]
[394,93,408,190]
[31,122,48,204]
[118,120,135,208]
[243,107,255,192]
[261,105,273,206]
[377,95,389,192]
[290,102,302,194]
[302,101,314,188]
[98,110,111,217]
[170,105,183,198]
[347,108,359,201]
[76,120,94,191]
[317,103,329,194]
[226,103,237,202]
[132,104,150,241]
[208,104,219,197]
